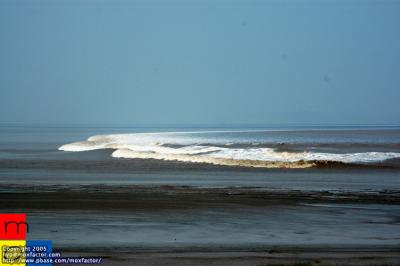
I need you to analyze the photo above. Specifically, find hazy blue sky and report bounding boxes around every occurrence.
[1,0,399,126]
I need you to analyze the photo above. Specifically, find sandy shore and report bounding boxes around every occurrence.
[1,184,399,210]
[1,184,400,265]
[58,249,400,266]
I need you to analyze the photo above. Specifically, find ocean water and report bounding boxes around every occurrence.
[1,125,400,249]
[1,124,400,191]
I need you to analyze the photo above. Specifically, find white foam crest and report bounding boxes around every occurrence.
[110,149,316,168]
[209,149,400,163]
[59,132,400,168]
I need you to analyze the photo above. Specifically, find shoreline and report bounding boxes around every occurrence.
[2,181,399,265]
[1,184,399,210]
[58,249,400,266]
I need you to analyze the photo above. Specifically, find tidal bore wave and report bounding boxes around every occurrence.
[59,132,400,169]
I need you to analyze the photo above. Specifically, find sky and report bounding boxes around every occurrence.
[0,0,399,126]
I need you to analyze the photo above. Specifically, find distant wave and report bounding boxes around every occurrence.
[59,132,400,169]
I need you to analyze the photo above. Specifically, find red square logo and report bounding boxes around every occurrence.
[0,214,27,240]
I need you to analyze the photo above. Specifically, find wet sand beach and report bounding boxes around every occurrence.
[2,184,400,265]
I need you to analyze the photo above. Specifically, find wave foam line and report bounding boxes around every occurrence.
[111,149,317,168]
[59,132,400,169]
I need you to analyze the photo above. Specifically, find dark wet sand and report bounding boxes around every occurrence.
[2,184,400,265]
[1,184,400,210]
[59,249,400,266]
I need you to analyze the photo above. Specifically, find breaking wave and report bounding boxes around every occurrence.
[59,131,400,169]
